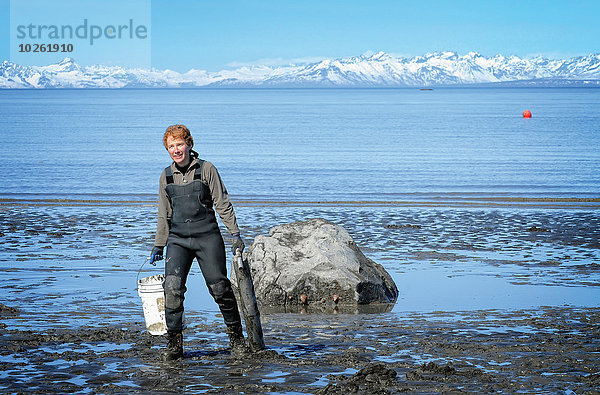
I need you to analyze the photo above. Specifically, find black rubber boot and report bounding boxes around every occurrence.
[161,331,183,361]
[227,325,249,357]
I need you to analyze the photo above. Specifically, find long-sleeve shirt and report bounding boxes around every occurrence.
[154,155,240,247]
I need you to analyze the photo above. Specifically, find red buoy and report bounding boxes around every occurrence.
[523,110,532,118]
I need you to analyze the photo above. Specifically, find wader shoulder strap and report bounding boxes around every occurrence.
[193,160,205,181]
[165,160,203,184]
[165,166,174,185]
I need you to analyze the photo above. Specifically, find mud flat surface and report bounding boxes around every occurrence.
[0,306,598,393]
[0,200,599,393]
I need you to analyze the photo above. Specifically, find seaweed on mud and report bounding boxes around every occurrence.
[0,303,18,316]
[405,361,493,383]
[318,363,406,394]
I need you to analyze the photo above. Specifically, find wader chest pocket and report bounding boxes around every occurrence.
[171,193,207,222]
[193,182,204,192]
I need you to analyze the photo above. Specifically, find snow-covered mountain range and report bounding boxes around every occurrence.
[1,51,599,88]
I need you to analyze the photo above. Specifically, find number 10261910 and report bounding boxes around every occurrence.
[18,43,73,53]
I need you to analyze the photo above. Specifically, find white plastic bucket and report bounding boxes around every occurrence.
[137,274,168,335]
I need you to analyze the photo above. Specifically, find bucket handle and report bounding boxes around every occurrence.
[136,257,152,285]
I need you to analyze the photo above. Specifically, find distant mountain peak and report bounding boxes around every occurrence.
[465,51,483,58]
[367,51,393,61]
[45,57,82,73]
[1,51,599,88]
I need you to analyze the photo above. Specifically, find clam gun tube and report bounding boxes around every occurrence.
[233,249,266,351]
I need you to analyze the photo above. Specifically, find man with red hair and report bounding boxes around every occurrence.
[149,124,246,361]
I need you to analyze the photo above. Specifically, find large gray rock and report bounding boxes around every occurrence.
[238,218,398,310]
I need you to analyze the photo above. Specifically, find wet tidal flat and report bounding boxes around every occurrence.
[0,200,599,393]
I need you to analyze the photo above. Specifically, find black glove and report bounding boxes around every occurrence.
[231,234,245,254]
[149,246,164,266]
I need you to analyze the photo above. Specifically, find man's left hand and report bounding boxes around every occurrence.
[232,233,245,254]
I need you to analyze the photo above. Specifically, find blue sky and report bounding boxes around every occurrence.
[1,0,599,71]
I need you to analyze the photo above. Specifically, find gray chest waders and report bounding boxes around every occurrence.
[165,160,219,237]
[163,161,242,332]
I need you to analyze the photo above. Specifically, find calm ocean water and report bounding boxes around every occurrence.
[0,88,599,201]
[1,88,599,322]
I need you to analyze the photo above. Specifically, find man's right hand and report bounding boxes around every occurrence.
[149,246,164,266]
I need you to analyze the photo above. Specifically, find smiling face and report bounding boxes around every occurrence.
[166,136,191,167]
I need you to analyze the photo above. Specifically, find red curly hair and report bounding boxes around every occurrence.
[163,124,194,149]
